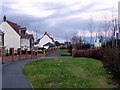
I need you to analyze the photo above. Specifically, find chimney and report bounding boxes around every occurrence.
[3,15,6,22]
[44,32,47,35]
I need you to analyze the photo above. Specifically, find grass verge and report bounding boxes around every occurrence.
[58,49,71,56]
[23,57,112,88]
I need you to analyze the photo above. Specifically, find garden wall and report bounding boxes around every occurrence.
[2,48,37,64]
[2,47,58,64]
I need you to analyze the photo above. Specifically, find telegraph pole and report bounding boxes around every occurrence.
[36,30,38,41]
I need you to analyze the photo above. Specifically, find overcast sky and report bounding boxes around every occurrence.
[0,0,119,43]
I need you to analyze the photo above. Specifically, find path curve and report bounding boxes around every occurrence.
[2,49,71,88]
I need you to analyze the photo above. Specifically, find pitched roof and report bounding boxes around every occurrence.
[21,27,27,30]
[36,32,54,44]
[27,34,34,38]
[43,42,53,46]
[3,16,34,39]
[20,33,34,38]
[44,32,54,41]
[6,20,20,29]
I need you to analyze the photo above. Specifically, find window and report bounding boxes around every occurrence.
[19,29,21,34]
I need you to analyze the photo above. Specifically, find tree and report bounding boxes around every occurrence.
[71,33,78,50]
[101,16,111,48]
[88,18,94,47]
[71,33,83,50]
[82,28,86,44]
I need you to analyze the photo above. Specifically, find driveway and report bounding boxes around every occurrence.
[2,49,71,88]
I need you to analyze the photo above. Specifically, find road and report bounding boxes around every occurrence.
[2,49,65,88]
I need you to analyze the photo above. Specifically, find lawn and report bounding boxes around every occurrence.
[23,58,112,88]
[58,49,71,56]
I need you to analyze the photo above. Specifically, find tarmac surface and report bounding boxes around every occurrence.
[2,49,71,88]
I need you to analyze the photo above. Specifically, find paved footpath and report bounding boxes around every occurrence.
[2,49,71,88]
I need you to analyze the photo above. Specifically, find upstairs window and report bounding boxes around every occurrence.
[19,29,21,34]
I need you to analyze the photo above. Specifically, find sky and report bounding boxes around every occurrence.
[0,0,119,43]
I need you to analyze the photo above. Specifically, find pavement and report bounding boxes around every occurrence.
[2,49,71,88]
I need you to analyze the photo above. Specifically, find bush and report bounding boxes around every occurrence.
[72,48,120,80]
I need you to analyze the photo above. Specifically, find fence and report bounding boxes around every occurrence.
[2,47,58,64]
[2,48,37,64]
[37,47,57,57]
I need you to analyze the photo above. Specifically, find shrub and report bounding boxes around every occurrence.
[72,48,120,80]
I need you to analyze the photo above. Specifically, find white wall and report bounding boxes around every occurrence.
[39,35,53,47]
[0,35,1,42]
[94,38,102,48]
[0,22,20,50]
[44,46,49,49]
[20,38,30,50]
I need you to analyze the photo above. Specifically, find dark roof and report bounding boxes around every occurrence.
[43,42,53,46]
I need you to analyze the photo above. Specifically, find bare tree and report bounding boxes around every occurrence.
[71,33,83,50]
[110,17,117,48]
[82,28,86,44]
[101,16,111,48]
[88,18,94,47]
[71,33,78,50]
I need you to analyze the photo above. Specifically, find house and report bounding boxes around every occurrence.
[0,30,4,64]
[0,16,34,51]
[116,33,120,40]
[94,35,103,48]
[94,38,102,48]
[35,32,55,49]
[43,42,54,49]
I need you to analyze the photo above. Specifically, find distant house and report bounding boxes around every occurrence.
[94,36,102,48]
[43,42,54,49]
[35,32,55,49]
[0,30,4,64]
[116,32,120,40]
[55,41,60,47]
[0,16,34,51]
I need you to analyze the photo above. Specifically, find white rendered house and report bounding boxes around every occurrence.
[0,17,20,50]
[94,37,102,48]
[36,32,55,49]
[0,16,34,51]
